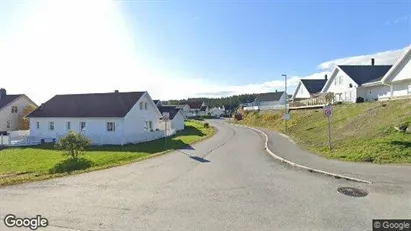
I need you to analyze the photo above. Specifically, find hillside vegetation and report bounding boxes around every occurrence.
[240,100,411,164]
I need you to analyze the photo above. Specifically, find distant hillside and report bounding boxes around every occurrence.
[240,99,411,164]
[167,94,258,110]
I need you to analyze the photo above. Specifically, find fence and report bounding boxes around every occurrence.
[243,104,286,111]
[0,130,32,146]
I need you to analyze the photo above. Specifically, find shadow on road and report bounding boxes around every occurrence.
[177,146,211,163]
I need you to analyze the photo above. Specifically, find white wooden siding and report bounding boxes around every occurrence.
[293,82,311,99]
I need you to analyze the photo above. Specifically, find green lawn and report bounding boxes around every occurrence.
[239,100,411,164]
[0,120,214,186]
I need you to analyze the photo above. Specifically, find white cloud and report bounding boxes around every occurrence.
[196,46,407,98]
[0,0,408,103]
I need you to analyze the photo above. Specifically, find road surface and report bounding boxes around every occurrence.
[1,120,410,231]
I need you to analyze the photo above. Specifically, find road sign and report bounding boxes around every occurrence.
[323,105,332,117]
[162,112,170,121]
[283,113,290,121]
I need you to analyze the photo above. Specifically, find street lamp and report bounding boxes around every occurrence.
[281,74,288,133]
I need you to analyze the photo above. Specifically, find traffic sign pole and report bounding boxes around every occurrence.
[324,105,333,151]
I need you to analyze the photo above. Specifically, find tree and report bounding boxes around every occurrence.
[18,104,37,130]
[55,130,91,160]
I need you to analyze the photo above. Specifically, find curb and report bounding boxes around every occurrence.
[229,122,373,184]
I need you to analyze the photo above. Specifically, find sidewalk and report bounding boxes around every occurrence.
[258,127,411,185]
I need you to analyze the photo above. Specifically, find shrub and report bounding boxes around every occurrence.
[55,130,91,160]
[356,97,364,103]
[204,123,209,128]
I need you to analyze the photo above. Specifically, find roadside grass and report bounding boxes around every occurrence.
[239,100,411,164]
[0,120,214,186]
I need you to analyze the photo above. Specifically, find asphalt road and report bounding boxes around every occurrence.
[1,120,410,231]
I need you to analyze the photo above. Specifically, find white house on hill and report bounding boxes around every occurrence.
[379,44,411,99]
[292,76,328,100]
[322,44,411,103]
[0,88,37,132]
[243,91,288,111]
[27,90,168,145]
[321,59,393,102]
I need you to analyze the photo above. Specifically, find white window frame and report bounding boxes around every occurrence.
[148,121,152,129]
[6,121,10,129]
[144,102,148,110]
[49,121,54,131]
[107,122,115,132]
[36,121,40,129]
[66,122,71,131]
[339,76,343,85]
[80,122,86,131]
[11,106,18,113]
[144,121,148,130]
[140,101,144,109]
[300,86,304,94]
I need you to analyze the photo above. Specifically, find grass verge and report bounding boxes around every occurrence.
[0,120,215,186]
[239,100,411,164]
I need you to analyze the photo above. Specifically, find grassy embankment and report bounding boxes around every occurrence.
[239,100,411,164]
[0,120,214,186]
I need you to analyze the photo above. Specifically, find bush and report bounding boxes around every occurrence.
[55,130,91,160]
[204,123,209,128]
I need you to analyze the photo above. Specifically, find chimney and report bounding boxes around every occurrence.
[114,90,119,93]
[0,88,6,99]
[371,58,375,66]
[325,74,328,80]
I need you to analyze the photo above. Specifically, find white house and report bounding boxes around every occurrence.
[322,44,411,103]
[176,104,191,119]
[0,88,37,132]
[379,44,411,99]
[209,106,225,117]
[292,76,328,100]
[321,58,393,102]
[243,91,289,111]
[157,105,185,131]
[153,100,163,106]
[187,102,206,117]
[198,105,210,116]
[27,90,168,145]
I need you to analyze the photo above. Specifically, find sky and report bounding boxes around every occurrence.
[0,0,410,104]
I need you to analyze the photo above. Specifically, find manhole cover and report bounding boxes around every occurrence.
[337,187,368,197]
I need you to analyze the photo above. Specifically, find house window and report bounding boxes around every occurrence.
[80,122,86,131]
[300,87,304,94]
[144,102,148,110]
[11,106,18,113]
[148,121,152,129]
[49,121,54,131]
[66,122,71,130]
[139,102,144,109]
[6,121,10,129]
[36,121,40,129]
[107,122,115,132]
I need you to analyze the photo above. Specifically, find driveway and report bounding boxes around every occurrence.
[1,121,410,230]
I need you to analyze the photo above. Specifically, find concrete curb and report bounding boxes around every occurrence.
[229,122,373,184]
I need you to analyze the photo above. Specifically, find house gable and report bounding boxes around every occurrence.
[0,95,38,131]
[322,67,359,93]
[292,81,311,99]
[382,45,411,83]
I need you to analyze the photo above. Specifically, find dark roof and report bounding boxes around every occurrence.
[157,105,181,119]
[338,65,393,85]
[300,79,327,94]
[27,91,146,118]
[0,95,23,110]
[176,105,186,109]
[153,100,160,105]
[255,92,284,102]
[187,102,203,109]
[199,106,207,111]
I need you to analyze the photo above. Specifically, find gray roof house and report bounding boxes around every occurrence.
[321,58,395,102]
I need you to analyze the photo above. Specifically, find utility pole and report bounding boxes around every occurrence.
[282,74,288,133]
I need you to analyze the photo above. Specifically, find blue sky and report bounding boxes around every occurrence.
[0,0,410,103]
[119,0,411,86]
